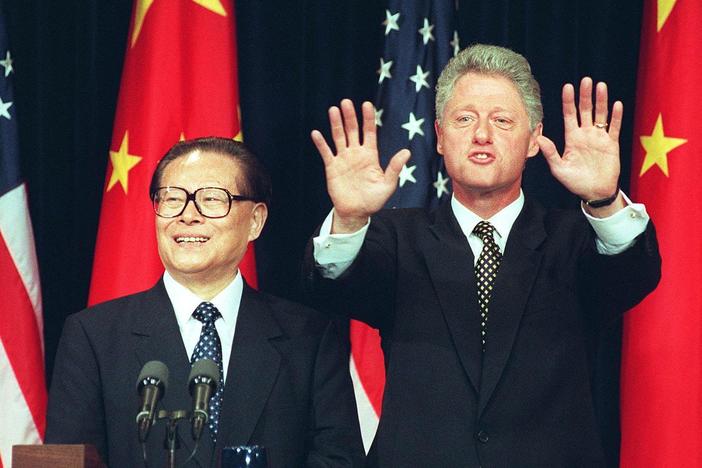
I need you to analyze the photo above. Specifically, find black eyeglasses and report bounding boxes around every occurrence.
[152,186,255,219]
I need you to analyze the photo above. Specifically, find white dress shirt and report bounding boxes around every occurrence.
[163,270,243,381]
[314,190,650,278]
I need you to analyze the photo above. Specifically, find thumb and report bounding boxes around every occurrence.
[384,149,411,185]
[536,135,561,169]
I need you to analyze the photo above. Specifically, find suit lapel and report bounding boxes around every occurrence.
[423,202,482,393]
[478,199,546,416]
[215,285,283,453]
[132,281,213,466]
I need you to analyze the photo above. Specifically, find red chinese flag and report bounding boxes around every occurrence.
[89,0,256,306]
[621,0,702,465]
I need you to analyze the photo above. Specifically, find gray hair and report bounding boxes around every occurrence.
[435,44,543,130]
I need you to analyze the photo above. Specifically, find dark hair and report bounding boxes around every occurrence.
[149,137,272,207]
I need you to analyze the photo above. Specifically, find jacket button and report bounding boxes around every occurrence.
[475,430,489,443]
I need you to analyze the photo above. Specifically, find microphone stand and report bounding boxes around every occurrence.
[158,409,190,468]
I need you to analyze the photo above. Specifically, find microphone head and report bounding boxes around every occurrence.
[188,358,220,394]
[136,360,169,394]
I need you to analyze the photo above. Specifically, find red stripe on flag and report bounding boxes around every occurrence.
[0,233,47,437]
[350,320,385,416]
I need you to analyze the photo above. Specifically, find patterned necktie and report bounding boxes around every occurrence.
[191,301,224,441]
[473,221,502,353]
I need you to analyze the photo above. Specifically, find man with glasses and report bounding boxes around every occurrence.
[46,137,364,467]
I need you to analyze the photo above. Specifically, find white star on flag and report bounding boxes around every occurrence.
[382,10,400,35]
[377,58,393,84]
[399,164,417,187]
[409,65,430,92]
[0,50,12,77]
[418,18,435,44]
[401,112,425,140]
[375,108,384,127]
[0,96,12,120]
[433,171,449,198]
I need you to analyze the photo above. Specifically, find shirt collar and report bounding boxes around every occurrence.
[450,190,525,243]
[163,270,243,328]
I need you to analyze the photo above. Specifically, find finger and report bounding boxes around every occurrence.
[608,100,623,141]
[311,130,334,165]
[361,101,378,149]
[328,106,347,153]
[536,135,562,169]
[384,149,411,186]
[341,99,360,147]
[578,77,594,127]
[562,83,578,133]
[594,82,609,127]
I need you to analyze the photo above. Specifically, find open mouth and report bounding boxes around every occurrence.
[175,236,210,244]
[468,152,495,163]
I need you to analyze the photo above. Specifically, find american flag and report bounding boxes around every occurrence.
[349,0,458,451]
[0,11,47,467]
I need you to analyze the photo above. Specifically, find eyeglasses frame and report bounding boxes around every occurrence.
[151,186,256,219]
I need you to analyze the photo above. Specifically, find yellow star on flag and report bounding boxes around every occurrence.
[131,0,227,47]
[107,131,142,193]
[639,113,687,177]
[657,0,678,32]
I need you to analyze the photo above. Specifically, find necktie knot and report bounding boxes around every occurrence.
[473,221,496,243]
[192,302,221,325]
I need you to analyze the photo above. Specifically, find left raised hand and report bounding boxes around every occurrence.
[537,77,622,206]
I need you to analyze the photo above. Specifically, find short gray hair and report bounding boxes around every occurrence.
[435,44,543,130]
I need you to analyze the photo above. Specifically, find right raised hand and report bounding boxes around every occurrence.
[311,99,411,233]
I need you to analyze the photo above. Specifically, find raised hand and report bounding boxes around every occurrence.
[311,99,411,233]
[537,77,624,213]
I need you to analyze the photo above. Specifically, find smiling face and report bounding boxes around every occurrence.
[155,150,267,296]
[435,72,542,210]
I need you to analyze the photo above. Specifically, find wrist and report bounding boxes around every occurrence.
[582,191,626,218]
[331,211,370,234]
[582,186,620,208]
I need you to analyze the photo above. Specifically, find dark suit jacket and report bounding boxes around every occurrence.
[46,280,364,468]
[304,198,661,467]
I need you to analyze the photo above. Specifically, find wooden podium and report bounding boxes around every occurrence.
[12,444,105,468]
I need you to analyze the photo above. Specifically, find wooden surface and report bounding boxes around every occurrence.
[12,444,105,468]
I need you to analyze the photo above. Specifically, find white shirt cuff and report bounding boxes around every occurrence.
[312,209,370,279]
[582,191,650,254]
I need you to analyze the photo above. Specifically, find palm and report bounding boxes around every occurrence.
[324,144,395,216]
[538,77,623,200]
[311,100,410,220]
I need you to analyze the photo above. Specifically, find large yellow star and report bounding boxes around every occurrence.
[107,132,142,193]
[657,0,678,32]
[639,114,687,177]
[131,0,227,47]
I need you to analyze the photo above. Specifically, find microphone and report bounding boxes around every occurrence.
[188,358,220,441]
[136,360,169,443]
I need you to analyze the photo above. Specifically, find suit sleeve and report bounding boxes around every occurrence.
[305,320,365,468]
[45,314,108,461]
[303,213,398,331]
[580,220,662,325]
